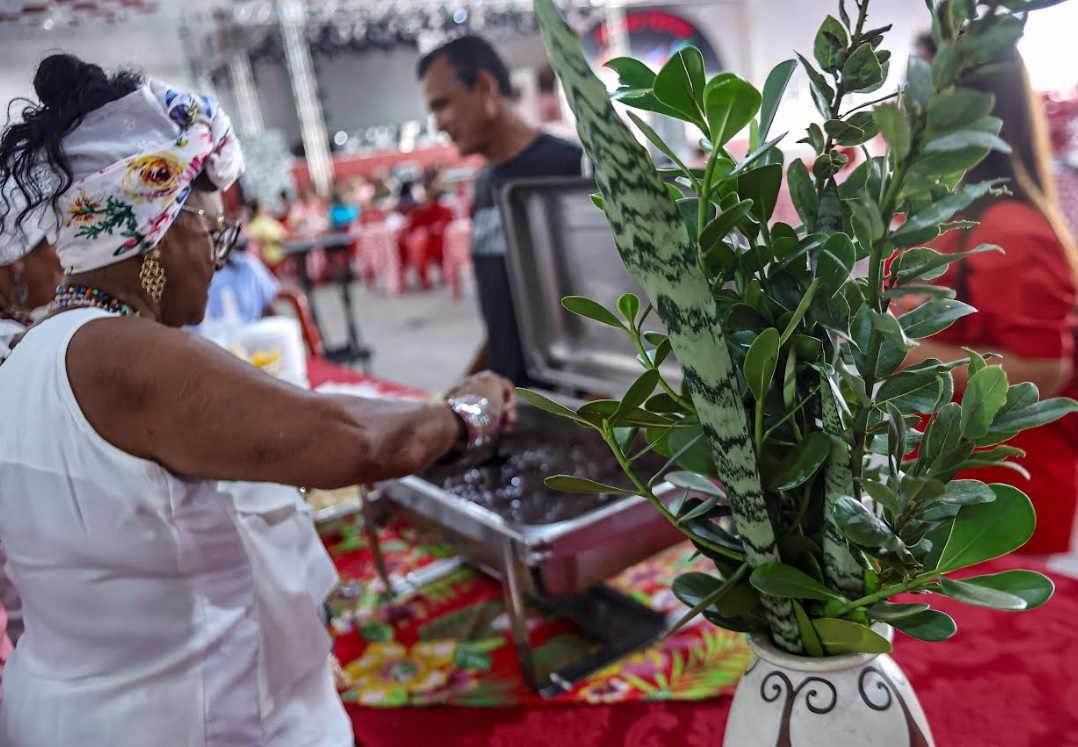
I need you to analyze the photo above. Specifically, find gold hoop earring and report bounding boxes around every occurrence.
[139,252,167,304]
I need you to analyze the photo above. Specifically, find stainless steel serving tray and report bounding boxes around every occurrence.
[384,405,683,597]
[497,176,681,398]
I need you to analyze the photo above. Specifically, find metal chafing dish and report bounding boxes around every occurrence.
[382,177,685,695]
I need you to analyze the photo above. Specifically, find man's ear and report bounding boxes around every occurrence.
[474,69,500,99]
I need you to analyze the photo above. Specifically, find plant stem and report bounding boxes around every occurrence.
[833,569,940,617]
[602,427,745,562]
[665,563,750,637]
[840,90,900,117]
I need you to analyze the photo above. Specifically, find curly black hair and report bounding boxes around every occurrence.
[0,53,143,237]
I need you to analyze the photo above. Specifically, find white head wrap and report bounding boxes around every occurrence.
[54,80,244,274]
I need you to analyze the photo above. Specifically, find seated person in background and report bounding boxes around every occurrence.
[287,183,329,238]
[205,236,280,325]
[246,199,289,269]
[396,179,422,214]
[328,189,359,230]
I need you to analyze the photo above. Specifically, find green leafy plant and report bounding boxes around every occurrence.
[531,0,1075,656]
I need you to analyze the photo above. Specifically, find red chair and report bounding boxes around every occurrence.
[272,287,324,358]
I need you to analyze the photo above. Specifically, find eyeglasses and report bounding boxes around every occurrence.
[179,204,242,269]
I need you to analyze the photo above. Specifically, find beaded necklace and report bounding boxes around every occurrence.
[50,285,137,317]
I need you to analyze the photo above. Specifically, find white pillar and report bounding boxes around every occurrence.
[278,0,333,196]
[228,51,265,139]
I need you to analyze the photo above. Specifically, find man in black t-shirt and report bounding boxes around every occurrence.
[418,36,583,386]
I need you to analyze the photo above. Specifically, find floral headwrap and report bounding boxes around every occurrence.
[55,81,245,274]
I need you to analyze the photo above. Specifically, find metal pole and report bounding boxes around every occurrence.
[278,0,334,196]
[228,51,265,139]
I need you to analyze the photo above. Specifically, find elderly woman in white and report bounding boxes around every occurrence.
[0,54,514,747]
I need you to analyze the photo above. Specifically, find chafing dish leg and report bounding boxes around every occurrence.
[497,534,538,692]
[359,485,394,597]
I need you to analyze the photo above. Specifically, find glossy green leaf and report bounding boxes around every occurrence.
[893,181,1005,237]
[960,366,1009,441]
[700,200,755,251]
[868,601,931,622]
[617,292,641,323]
[875,371,942,415]
[668,425,715,476]
[814,15,849,72]
[812,618,893,655]
[666,471,726,498]
[833,495,899,550]
[824,118,868,146]
[874,103,911,160]
[750,561,845,602]
[941,479,996,505]
[892,244,1002,285]
[770,432,832,491]
[625,111,693,177]
[842,43,884,92]
[928,88,995,132]
[544,475,635,495]
[818,233,857,293]
[936,484,1036,572]
[787,158,818,228]
[937,576,1027,611]
[738,164,783,223]
[653,47,707,122]
[616,369,661,419]
[904,56,933,110]
[899,299,976,339]
[890,609,957,642]
[793,601,825,656]
[562,296,624,328]
[924,129,1011,155]
[604,57,657,90]
[958,569,1054,611]
[759,59,797,142]
[989,397,1078,434]
[517,388,586,423]
[703,73,762,145]
[796,53,835,119]
[744,327,780,401]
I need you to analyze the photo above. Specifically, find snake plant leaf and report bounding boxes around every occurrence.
[535,0,800,652]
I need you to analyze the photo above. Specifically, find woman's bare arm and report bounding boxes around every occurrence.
[904,338,1072,397]
[66,317,465,489]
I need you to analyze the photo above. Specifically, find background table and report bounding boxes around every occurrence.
[308,360,1078,747]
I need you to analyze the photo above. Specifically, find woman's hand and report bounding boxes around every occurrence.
[445,371,518,431]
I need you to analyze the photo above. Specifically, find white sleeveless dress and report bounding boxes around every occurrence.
[0,309,352,747]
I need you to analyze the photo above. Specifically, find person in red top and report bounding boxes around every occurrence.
[903,47,1078,555]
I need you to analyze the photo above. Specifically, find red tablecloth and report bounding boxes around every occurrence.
[309,359,1078,747]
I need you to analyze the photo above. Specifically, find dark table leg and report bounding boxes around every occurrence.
[293,250,323,331]
[328,247,373,371]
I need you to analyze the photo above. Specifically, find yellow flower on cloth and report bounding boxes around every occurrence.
[122,153,183,200]
[344,640,457,706]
